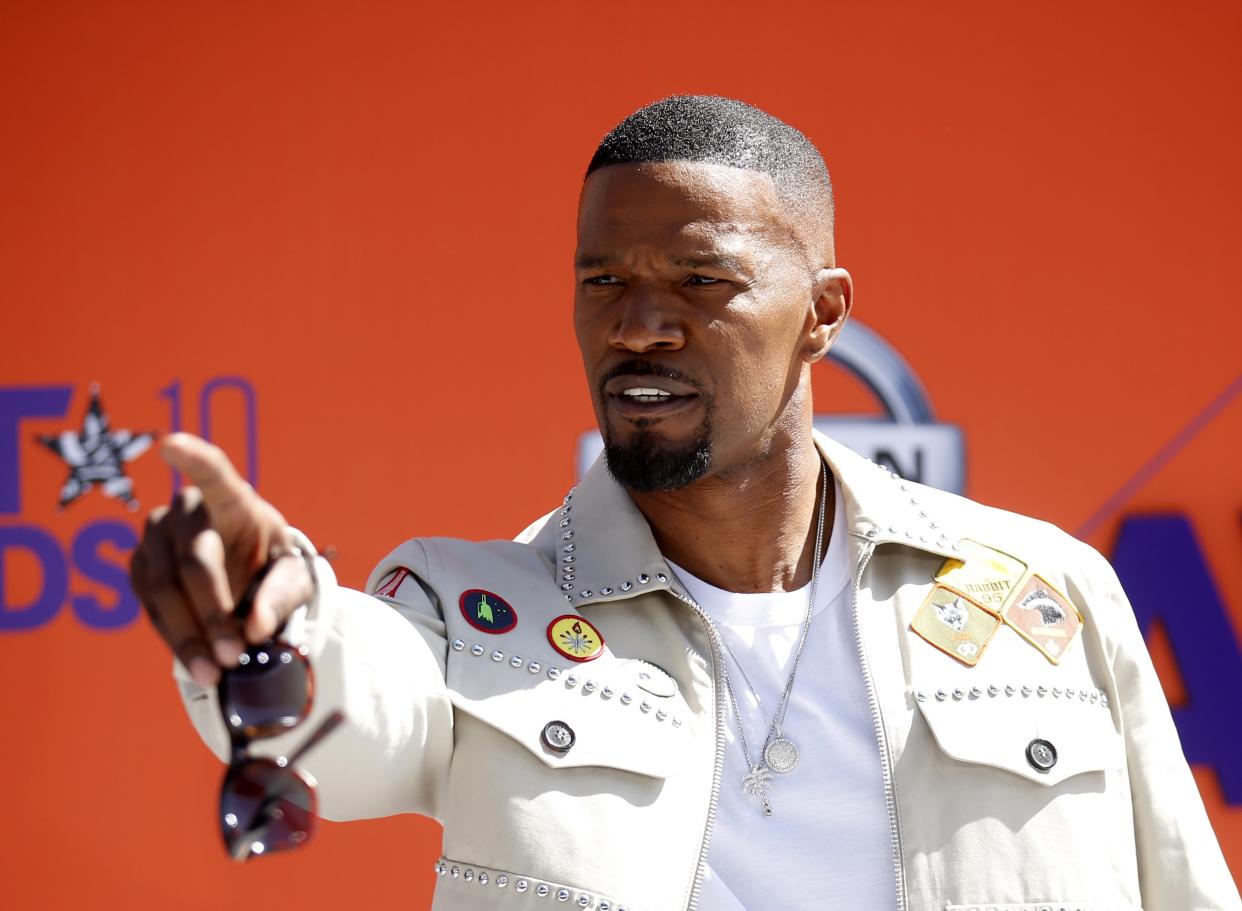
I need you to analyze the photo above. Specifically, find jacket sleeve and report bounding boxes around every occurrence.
[1077,541,1241,910]
[172,534,454,824]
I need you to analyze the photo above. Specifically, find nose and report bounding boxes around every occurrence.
[608,288,686,354]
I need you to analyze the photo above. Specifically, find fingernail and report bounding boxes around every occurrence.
[213,638,245,667]
[189,656,219,688]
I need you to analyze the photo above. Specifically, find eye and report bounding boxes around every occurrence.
[685,274,724,286]
[583,274,623,286]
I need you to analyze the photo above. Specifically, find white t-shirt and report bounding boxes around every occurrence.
[667,479,897,910]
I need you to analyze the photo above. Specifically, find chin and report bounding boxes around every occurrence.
[601,425,714,493]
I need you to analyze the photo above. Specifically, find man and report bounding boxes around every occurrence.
[131,96,1239,910]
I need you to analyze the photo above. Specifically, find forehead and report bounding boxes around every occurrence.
[575,161,803,261]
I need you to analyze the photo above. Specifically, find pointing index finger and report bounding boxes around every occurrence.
[160,433,252,516]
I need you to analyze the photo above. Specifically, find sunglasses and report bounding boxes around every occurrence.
[216,638,343,861]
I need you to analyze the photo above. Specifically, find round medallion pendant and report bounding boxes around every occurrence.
[764,737,799,774]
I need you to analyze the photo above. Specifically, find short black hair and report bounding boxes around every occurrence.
[586,94,833,222]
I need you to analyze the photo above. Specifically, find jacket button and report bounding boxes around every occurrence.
[1026,738,1058,772]
[542,720,576,753]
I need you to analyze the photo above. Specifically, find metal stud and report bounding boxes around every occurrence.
[969,686,982,699]
[547,667,561,680]
[620,692,633,705]
[601,686,614,699]
[515,880,529,893]
[528,661,541,674]
[672,717,682,728]
[496,875,508,887]
[1005,684,1016,696]
[620,581,633,591]
[656,572,668,583]
[640,701,652,713]
[915,690,927,702]
[463,870,474,882]
[451,866,460,878]
[1052,686,1063,698]
[952,688,965,701]
[563,543,576,553]
[556,888,570,902]
[565,674,578,687]
[510,656,523,668]
[987,684,999,696]
[577,897,590,907]
[579,590,593,599]
[479,873,489,885]
[1066,687,1076,698]
[1021,684,1033,696]
[562,530,574,540]
[935,689,948,701]
[583,681,597,693]
[451,639,465,651]
[1037,685,1049,697]
[491,650,504,662]
[561,582,574,591]
[866,527,879,539]
[562,555,576,563]
[559,518,570,528]
[536,884,550,897]
[601,587,613,595]
[656,709,667,721]
[638,573,650,584]
[471,644,484,657]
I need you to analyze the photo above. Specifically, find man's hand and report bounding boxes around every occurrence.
[130,433,315,688]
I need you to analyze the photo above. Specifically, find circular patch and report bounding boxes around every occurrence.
[547,615,605,663]
[459,589,517,634]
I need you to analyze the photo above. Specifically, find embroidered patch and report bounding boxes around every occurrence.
[459,589,518,634]
[547,615,605,663]
[374,567,414,600]
[1003,574,1083,664]
[909,584,1002,667]
[935,539,1028,612]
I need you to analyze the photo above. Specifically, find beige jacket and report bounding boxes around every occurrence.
[177,433,1240,911]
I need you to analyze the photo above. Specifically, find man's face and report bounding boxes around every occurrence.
[574,161,825,491]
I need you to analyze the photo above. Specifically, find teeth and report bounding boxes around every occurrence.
[621,387,674,404]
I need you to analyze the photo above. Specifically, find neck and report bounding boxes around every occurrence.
[627,428,829,594]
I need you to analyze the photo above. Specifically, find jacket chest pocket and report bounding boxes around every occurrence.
[447,650,693,780]
[913,681,1122,786]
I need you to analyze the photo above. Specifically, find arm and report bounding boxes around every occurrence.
[132,434,452,823]
[1078,543,1240,909]
[174,537,453,822]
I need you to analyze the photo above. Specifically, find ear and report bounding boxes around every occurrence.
[802,267,853,364]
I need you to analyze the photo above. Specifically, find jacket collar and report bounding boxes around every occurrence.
[531,430,965,608]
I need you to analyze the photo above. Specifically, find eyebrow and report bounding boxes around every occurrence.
[573,254,751,272]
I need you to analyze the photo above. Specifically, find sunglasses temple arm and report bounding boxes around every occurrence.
[284,709,345,768]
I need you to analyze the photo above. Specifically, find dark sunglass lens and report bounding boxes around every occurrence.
[218,643,311,738]
[220,759,316,860]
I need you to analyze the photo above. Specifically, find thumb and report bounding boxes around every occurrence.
[161,433,252,518]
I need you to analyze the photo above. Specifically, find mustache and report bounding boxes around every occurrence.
[598,359,704,395]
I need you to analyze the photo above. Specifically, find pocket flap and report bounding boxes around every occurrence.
[448,651,692,780]
[915,686,1123,786]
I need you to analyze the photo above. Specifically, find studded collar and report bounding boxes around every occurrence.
[526,430,965,608]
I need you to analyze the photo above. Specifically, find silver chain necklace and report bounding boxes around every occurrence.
[692,461,829,817]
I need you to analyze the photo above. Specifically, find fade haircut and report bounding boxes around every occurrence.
[586,94,835,255]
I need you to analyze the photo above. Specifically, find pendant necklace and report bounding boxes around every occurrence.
[718,461,829,816]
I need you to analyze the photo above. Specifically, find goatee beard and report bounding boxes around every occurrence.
[603,423,713,492]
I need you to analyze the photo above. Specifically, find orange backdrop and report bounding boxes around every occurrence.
[1,1,1239,906]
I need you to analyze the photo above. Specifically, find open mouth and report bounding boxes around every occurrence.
[603,375,701,420]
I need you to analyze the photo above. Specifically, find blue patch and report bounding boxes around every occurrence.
[459,589,517,634]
